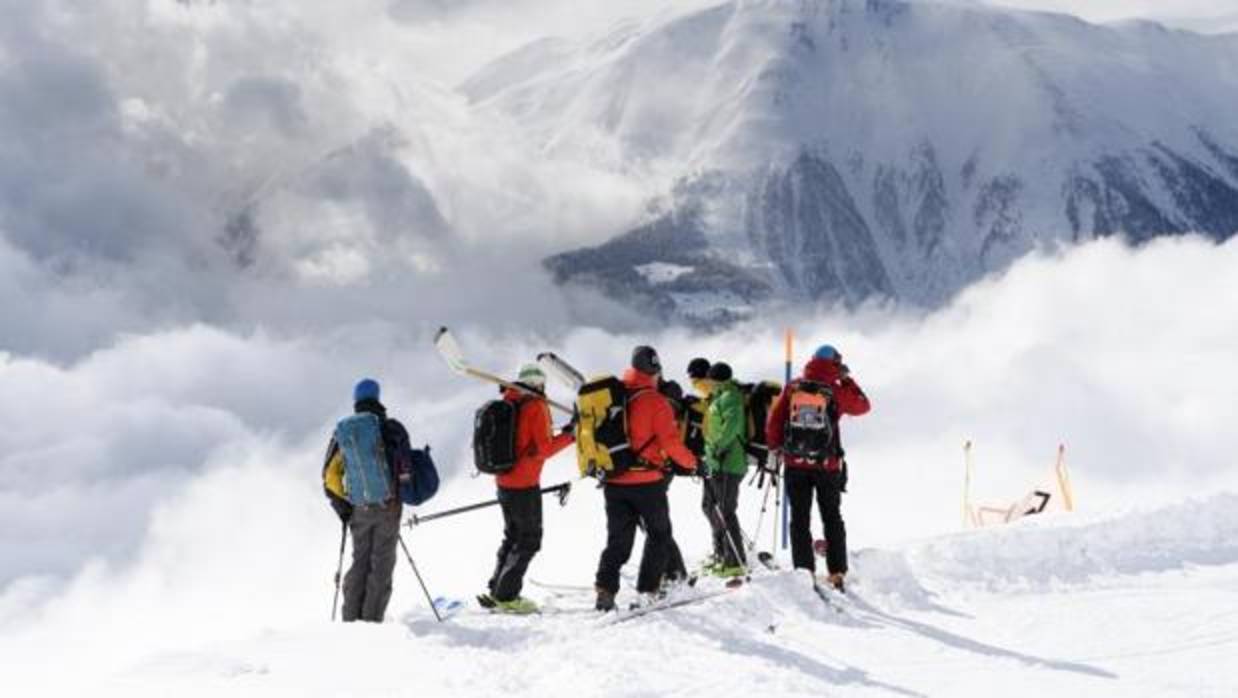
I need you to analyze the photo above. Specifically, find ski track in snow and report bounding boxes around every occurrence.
[44,493,1238,697]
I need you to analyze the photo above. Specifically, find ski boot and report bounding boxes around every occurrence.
[827,572,846,593]
[493,597,539,615]
[595,586,616,613]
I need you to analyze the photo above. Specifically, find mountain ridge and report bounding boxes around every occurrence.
[465,0,1238,320]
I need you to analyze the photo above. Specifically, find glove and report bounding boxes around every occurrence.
[702,455,719,478]
[330,497,353,524]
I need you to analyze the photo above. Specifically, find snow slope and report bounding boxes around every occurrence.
[10,486,1235,697]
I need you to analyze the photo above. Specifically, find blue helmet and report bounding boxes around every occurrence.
[813,345,840,361]
[353,378,381,403]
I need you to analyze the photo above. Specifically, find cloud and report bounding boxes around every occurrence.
[0,0,669,364]
[2,233,1235,590]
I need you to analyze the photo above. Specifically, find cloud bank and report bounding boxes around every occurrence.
[2,234,1234,604]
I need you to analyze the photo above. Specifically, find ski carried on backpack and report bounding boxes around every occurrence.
[433,327,572,414]
[537,352,586,390]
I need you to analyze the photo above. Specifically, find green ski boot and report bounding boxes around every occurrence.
[493,597,539,615]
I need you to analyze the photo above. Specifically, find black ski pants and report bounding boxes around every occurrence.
[786,467,847,575]
[489,486,543,601]
[595,480,673,594]
[343,501,402,622]
[701,472,746,566]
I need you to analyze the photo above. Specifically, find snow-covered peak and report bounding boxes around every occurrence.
[499,0,1238,319]
[466,0,1238,175]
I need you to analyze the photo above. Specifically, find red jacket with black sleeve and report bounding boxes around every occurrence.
[606,369,699,486]
[766,357,870,471]
[496,388,575,490]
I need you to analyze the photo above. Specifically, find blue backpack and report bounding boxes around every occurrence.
[384,420,440,506]
[335,413,393,506]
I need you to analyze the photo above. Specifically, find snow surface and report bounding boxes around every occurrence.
[8,484,1236,697]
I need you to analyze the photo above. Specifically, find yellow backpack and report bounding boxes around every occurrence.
[323,449,347,499]
[575,376,651,480]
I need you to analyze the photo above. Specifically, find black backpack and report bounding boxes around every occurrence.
[740,381,782,466]
[473,398,526,475]
[681,395,707,458]
[782,381,839,461]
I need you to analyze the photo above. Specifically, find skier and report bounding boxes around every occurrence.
[766,345,870,591]
[700,361,748,577]
[683,357,712,459]
[594,346,699,611]
[480,364,576,614]
[322,379,413,622]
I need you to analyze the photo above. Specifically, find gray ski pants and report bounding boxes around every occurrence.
[342,501,402,622]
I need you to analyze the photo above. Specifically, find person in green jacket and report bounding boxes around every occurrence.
[701,362,748,575]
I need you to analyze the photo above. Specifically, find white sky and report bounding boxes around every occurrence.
[982,0,1238,24]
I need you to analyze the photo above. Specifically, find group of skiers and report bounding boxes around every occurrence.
[322,342,869,621]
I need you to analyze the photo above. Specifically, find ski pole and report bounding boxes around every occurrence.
[397,534,443,623]
[330,520,347,622]
[405,481,571,528]
[772,455,782,553]
[750,470,775,550]
[781,328,792,550]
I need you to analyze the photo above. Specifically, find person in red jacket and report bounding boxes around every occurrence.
[483,364,575,613]
[766,344,870,591]
[594,346,699,611]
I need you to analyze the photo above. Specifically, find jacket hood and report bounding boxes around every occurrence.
[623,367,658,390]
[354,397,387,418]
[503,384,545,402]
[803,357,842,383]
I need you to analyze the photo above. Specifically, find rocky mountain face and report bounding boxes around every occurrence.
[467,0,1238,322]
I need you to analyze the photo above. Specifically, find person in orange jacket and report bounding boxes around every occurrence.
[594,346,699,611]
[766,344,870,591]
[483,364,575,613]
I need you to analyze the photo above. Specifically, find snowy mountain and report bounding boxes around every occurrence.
[462,0,1238,321]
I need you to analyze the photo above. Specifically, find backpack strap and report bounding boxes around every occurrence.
[626,387,667,471]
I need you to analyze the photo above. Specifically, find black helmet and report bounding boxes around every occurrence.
[687,357,711,380]
[707,362,733,382]
[632,345,662,376]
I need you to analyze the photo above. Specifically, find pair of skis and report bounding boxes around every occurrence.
[529,577,740,624]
